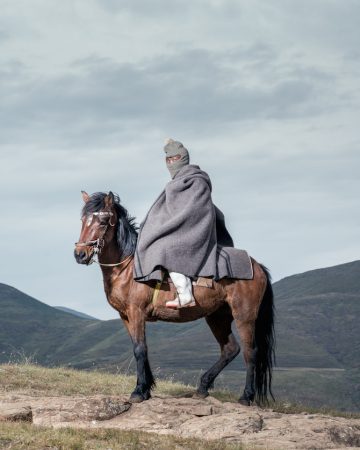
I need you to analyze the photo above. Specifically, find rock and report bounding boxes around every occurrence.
[192,405,213,416]
[328,425,360,447]
[0,404,32,422]
[33,397,131,425]
[1,393,360,449]
[73,398,131,421]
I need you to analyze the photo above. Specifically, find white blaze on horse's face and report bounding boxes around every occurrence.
[86,215,93,227]
[75,211,116,265]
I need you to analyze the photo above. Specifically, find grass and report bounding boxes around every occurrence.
[0,423,248,450]
[0,363,193,397]
[0,363,246,404]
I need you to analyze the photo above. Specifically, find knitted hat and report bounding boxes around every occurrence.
[164,138,190,178]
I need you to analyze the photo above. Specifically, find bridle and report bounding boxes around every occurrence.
[75,211,132,268]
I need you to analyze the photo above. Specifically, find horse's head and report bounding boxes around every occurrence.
[74,191,118,265]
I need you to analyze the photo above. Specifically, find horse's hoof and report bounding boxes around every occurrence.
[129,393,145,403]
[238,398,251,406]
[193,390,209,399]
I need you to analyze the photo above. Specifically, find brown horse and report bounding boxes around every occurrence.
[74,191,275,405]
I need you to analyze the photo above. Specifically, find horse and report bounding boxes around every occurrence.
[74,191,275,405]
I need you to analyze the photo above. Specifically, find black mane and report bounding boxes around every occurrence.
[82,192,138,257]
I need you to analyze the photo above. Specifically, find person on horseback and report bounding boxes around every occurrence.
[133,138,235,309]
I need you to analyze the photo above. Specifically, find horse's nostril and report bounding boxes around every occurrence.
[74,248,88,263]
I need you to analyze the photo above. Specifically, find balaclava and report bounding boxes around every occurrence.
[164,138,190,179]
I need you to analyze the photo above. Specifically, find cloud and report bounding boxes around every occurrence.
[0,44,341,151]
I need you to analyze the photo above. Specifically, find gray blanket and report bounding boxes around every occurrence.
[133,165,253,282]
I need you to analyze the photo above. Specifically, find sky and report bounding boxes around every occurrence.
[0,0,359,319]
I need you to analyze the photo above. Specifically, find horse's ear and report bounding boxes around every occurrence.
[105,191,115,208]
[81,191,90,203]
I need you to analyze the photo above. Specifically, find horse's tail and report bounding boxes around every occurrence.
[254,264,276,405]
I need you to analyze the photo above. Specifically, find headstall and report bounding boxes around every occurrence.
[75,211,132,267]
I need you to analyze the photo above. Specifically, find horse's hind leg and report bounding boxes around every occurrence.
[196,307,240,398]
[235,320,257,405]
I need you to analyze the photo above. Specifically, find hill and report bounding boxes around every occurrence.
[274,260,360,367]
[0,260,359,411]
[0,284,129,368]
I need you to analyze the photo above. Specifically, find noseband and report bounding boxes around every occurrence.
[75,212,132,267]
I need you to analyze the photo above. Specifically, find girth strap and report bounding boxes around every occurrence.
[151,275,164,305]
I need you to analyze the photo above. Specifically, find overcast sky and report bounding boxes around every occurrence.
[0,0,359,319]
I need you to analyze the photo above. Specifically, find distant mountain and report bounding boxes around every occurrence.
[0,259,359,411]
[0,283,129,367]
[54,307,98,321]
[274,260,360,370]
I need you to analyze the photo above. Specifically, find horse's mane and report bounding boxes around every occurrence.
[82,192,138,257]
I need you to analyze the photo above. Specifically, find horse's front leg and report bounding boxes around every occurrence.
[121,306,155,403]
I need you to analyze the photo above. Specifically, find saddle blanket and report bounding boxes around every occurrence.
[216,246,253,280]
[162,247,253,288]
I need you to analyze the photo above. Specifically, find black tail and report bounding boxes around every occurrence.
[254,264,276,405]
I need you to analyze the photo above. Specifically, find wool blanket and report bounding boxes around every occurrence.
[133,165,253,282]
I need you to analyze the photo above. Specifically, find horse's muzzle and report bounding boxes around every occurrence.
[74,247,92,265]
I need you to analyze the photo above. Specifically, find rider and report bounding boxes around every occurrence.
[133,139,234,309]
[162,139,196,308]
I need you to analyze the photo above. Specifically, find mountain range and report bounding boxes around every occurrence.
[1,260,359,411]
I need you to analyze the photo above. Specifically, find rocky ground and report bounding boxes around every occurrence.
[1,393,360,449]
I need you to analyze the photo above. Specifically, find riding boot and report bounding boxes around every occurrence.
[166,272,196,309]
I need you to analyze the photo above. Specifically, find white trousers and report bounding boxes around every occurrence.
[169,272,193,304]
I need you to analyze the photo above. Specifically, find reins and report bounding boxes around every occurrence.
[75,211,133,268]
[93,254,133,268]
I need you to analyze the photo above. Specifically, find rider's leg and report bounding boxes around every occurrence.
[166,272,195,308]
